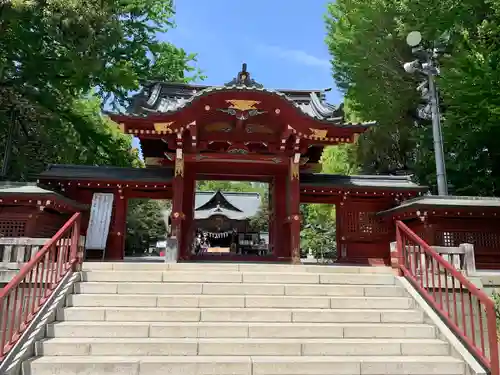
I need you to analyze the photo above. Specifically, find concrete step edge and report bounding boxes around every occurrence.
[41,337,446,343]
[26,355,464,363]
[48,321,434,327]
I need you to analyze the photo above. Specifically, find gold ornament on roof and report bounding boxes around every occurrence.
[309,128,328,140]
[154,122,174,133]
[226,100,261,111]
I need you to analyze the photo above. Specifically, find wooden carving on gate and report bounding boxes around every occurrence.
[174,157,184,177]
[245,124,274,134]
[204,122,233,132]
[290,158,300,180]
[218,100,267,120]
[227,144,250,154]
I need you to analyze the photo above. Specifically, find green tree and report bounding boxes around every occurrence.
[325,0,500,196]
[249,191,269,232]
[0,0,202,180]
[125,199,170,255]
[325,0,420,178]
[300,204,337,259]
[321,144,359,175]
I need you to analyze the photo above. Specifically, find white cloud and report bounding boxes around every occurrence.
[255,44,330,69]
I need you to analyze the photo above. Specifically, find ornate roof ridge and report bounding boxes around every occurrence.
[121,64,362,126]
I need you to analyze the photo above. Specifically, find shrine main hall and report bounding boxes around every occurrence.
[36,65,432,264]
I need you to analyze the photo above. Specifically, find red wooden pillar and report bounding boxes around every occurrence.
[172,151,186,260]
[180,169,195,260]
[267,181,274,256]
[107,191,127,260]
[273,173,288,260]
[288,155,301,264]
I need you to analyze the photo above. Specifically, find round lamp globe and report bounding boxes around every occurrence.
[406,31,422,47]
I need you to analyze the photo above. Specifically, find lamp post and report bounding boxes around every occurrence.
[403,31,448,196]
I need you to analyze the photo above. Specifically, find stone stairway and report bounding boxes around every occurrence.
[23,263,466,375]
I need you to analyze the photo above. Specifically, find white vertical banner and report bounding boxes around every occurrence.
[85,193,114,250]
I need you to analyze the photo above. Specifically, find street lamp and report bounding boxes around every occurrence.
[404,31,449,196]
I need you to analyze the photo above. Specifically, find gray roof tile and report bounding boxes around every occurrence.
[378,195,500,216]
[194,191,261,220]
[0,182,88,210]
[126,67,373,127]
[300,173,427,190]
[38,165,427,192]
[39,164,173,182]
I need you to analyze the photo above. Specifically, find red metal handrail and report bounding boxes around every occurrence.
[0,212,82,361]
[396,220,499,375]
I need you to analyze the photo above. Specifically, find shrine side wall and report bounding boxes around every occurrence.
[0,207,70,238]
[403,216,500,270]
[300,192,397,265]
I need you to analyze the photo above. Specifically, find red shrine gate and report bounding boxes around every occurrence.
[38,65,427,263]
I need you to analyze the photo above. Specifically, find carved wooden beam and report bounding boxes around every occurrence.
[279,125,294,152]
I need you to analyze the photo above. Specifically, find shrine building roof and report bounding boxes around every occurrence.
[39,164,173,183]
[0,182,88,212]
[377,195,500,217]
[38,165,427,193]
[194,190,261,220]
[300,174,427,191]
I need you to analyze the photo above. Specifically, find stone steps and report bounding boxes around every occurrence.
[73,282,406,296]
[57,306,425,323]
[36,337,450,356]
[47,321,437,339]
[81,270,396,285]
[24,355,465,375]
[66,293,414,309]
[81,263,396,274]
[23,263,467,375]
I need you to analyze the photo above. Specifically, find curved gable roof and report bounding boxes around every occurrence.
[195,190,243,212]
[194,190,261,220]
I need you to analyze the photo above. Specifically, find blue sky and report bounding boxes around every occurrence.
[132,0,342,152]
[162,0,342,102]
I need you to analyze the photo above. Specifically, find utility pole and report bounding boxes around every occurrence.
[427,70,448,195]
[403,31,449,195]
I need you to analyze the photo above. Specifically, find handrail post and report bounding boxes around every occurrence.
[460,243,476,276]
[486,304,500,375]
[69,216,80,270]
[395,224,404,276]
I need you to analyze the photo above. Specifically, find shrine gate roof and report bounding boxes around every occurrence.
[194,191,261,220]
[129,81,357,126]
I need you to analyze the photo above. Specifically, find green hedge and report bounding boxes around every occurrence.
[493,291,500,332]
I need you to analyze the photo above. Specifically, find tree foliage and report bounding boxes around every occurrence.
[300,204,336,259]
[325,0,421,178]
[0,0,202,254]
[325,0,500,196]
[125,199,170,256]
[0,0,202,180]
